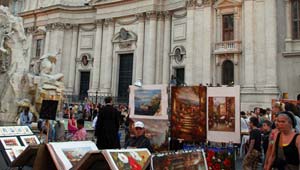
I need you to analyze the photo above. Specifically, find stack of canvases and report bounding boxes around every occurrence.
[171,85,241,144]
[129,85,169,152]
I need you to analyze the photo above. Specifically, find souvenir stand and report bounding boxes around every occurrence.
[0,126,40,169]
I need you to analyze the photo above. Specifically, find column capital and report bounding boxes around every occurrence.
[163,11,172,19]
[146,11,158,20]
[157,11,165,21]
[104,18,114,27]
[136,13,145,21]
[95,19,103,26]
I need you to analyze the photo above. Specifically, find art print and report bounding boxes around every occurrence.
[208,97,235,132]
[171,86,207,142]
[206,86,240,143]
[0,137,21,149]
[20,135,40,146]
[102,148,151,170]
[14,126,25,135]
[12,146,26,158]
[5,149,16,162]
[129,85,168,120]
[151,150,207,170]
[22,126,33,135]
[48,141,98,170]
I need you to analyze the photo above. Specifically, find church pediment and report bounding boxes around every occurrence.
[214,0,241,9]
[112,28,137,43]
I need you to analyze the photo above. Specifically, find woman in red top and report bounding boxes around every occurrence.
[68,113,77,134]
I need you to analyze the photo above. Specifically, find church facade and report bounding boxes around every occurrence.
[7,0,300,110]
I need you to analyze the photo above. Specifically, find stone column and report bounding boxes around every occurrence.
[234,10,240,41]
[285,0,292,40]
[143,12,157,85]
[135,13,145,83]
[67,24,79,94]
[265,0,277,87]
[162,11,171,84]
[243,0,255,88]
[102,18,114,92]
[54,23,65,73]
[90,19,103,93]
[185,4,196,85]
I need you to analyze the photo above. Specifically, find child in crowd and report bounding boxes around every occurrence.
[261,120,272,155]
[71,119,87,141]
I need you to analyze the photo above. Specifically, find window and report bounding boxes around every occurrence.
[222,60,234,85]
[292,0,300,39]
[36,39,42,58]
[222,14,234,41]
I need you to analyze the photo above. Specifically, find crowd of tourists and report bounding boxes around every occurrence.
[241,101,300,170]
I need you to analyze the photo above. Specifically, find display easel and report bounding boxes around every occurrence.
[72,150,110,170]
[10,144,39,169]
[32,144,56,170]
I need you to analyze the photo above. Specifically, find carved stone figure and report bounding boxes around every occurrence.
[39,53,64,82]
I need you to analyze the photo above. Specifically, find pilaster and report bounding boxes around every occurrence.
[162,11,172,84]
[155,12,165,84]
[285,0,292,40]
[143,11,157,85]
[135,13,145,83]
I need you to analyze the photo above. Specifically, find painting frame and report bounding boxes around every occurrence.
[20,135,40,146]
[0,137,21,149]
[47,141,98,170]
[102,148,151,170]
[206,86,240,143]
[129,85,168,120]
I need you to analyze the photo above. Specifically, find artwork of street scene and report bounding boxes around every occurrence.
[208,97,235,132]
[171,86,206,142]
[152,150,207,170]
[134,89,161,116]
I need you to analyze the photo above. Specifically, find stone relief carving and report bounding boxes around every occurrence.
[116,16,138,25]
[76,53,93,67]
[170,46,186,64]
[112,28,137,49]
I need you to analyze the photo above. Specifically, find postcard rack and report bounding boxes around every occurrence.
[72,150,110,170]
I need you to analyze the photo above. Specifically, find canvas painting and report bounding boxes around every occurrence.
[102,148,151,170]
[171,86,207,142]
[0,137,21,149]
[20,135,40,146]
[48,141,98,170]
[151,150,207,170]
[208,97,235,132]
[206,86,240,143]
[129,85,168,120]
[131,118,169,152]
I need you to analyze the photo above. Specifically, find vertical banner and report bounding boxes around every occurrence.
[171,86,206,142]
[206,86,240,143]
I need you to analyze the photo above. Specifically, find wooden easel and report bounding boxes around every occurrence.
[39,119,50,143]
[72,151,110,170]
[10,145,40,169]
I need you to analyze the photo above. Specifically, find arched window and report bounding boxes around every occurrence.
[222,60,234,85]
[292,0,300,39]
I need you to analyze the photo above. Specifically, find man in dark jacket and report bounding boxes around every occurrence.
[124,121,153,153]
[95,97,121,149]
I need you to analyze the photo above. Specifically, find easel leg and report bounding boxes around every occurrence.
[45,120,50,143]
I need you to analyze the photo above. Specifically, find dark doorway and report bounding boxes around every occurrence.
[176,68,185,86]
[222,60,234,85]
[118,54,133,103]
[79,71,90,101]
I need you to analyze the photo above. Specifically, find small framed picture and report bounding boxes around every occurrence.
[20,135,40,146]
[22,126,33,135]
[0,137,21,149]
[5,149,16,162]
[14,126,25,135]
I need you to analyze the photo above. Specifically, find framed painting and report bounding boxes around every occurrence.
[171,86,207,142]
[22,126,33,135]
[151,149,207,170]
[129,85,168,120]
[206,86,240,143]
[12,146,26,158]
[5,149,16,162]
[47,141,98,170]
[0,137,21,149]
[102,148,151,170]
[20,135,40,146]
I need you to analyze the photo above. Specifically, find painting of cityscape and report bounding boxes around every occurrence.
[208,97,235,132]
[171,86,206,142]
[129,85,168,120]
[151,150,207,170]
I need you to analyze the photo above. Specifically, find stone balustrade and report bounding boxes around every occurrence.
[214,40,242,54]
